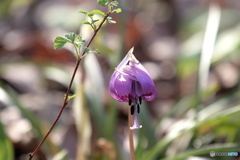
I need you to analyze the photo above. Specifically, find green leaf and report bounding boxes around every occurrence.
[67,94,78,101]
[97,0,109,6]
[93,49,100,55]
[54,37,68,49]
[76,34,82,40]
[113,8,122,13]
[65,32,76,42]
[74,34,85,48]
[90,10,106,16]
[106,17,116,24]
[81,21,91,25]
[84,48,101,55]
[87,13,94,17]
[79,11,88,15]
[92,19,99,23]
[84,47,90,53]
[109,1,118,6]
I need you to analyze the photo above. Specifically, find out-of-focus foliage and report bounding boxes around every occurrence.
[0,120,13,160]
[0,0,240,160]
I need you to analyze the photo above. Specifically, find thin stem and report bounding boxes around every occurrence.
[83,12,111,54]
[128,105,135,160]
[73,45,79,59]
[28,12,111,160]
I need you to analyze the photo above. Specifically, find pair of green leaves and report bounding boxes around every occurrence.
[80,10,106,17]
[54,33,85,50]
[93,1,122,24]
[54,33,100,55]
[98,1,121,14]
[79,10,106,30]
[84,48,100,55]
[54,1,122,56]
[79,8,121,28]
[97,0,118,7]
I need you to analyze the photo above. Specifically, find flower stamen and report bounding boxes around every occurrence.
[137,104,140,113]
[115,67,126,75]
[139,97,142,105]
[128,99,132,106]
[130,104,134,115]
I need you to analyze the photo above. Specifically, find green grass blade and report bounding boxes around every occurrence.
[83,54,106,136]
[143,102,240,160]
[105,99,117,140]
[0,121,14,160]
[140,102,157,147]
[73,83,91,158]
[198,2,221,95]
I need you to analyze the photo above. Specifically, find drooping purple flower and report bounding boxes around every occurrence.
[109,47,157,129]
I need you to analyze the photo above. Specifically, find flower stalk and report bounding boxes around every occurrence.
[128,106,135,160]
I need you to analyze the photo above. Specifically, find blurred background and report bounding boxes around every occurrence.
[0,0,240,160]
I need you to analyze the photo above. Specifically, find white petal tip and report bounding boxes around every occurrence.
[130,125,142,130]
[127,47,138,63]
[128,47,134,55]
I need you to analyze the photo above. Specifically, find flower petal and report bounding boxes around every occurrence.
[115,47,135,71]
[124,65,157,101]
[109,74,133,101]
[128,53,149,74]
[134,81,143,97]
[109,72,124,101]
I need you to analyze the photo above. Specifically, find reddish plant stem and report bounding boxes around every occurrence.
[128,107,135,160]
[28,12,111,160]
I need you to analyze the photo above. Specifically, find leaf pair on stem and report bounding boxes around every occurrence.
[54,1,121,60]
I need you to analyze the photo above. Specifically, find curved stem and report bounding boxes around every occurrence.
[28,12,111,160]
[73,45,80,59]
[29,59,80,160]
[128,105,135,160]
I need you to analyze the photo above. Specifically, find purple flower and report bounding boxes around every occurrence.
[109,47,156,129]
